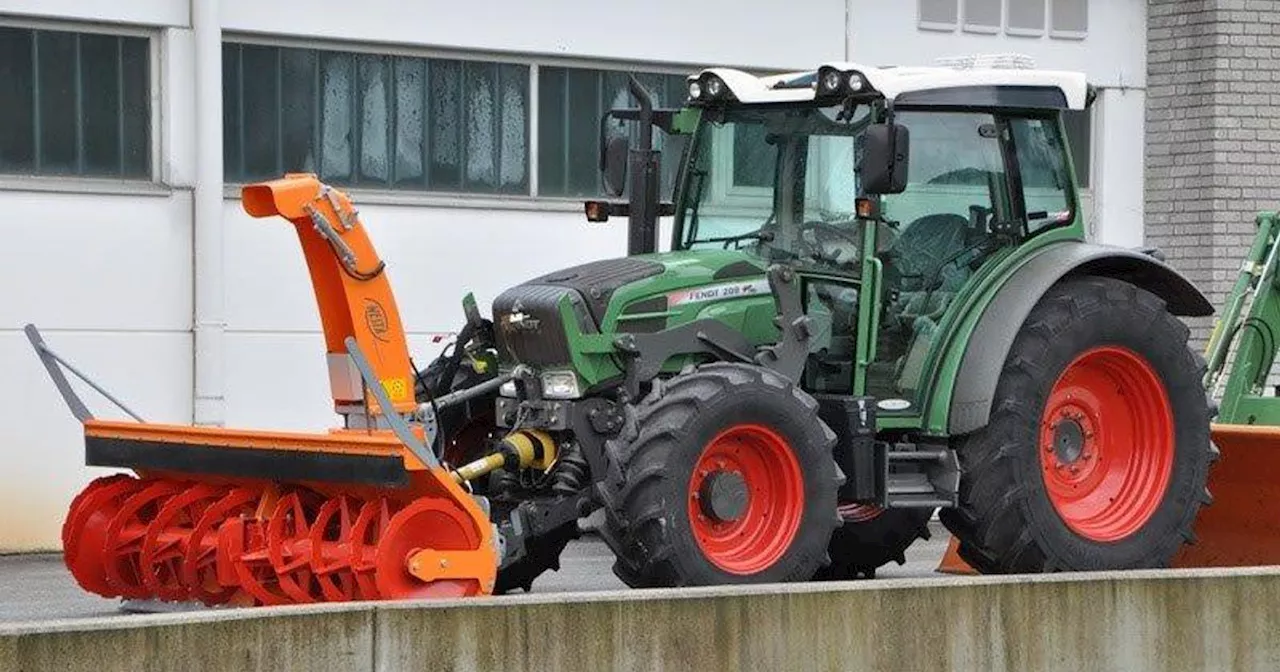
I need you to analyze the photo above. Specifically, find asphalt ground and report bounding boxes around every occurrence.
[0,523,951,625]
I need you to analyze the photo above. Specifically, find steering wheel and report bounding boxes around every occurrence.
[798,220,863,265]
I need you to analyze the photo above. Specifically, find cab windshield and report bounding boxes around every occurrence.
[677,104,872,272]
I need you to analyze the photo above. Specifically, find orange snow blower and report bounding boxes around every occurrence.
[28,175,516,606]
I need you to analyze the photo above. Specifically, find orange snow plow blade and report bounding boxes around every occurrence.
[33,174,499,606]
[1171,423,1280,568]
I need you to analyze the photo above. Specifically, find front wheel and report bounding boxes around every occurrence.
[940,276,1214,572]
[599,363,842,587]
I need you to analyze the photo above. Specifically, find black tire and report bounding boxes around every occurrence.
[599,363,842,587]
[939,276,1214,573]
[813,507,933,580]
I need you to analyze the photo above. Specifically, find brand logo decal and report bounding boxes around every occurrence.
[667,278,771,306]
[364,300,390,342]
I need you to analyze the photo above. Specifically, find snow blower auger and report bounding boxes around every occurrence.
[26,174,532,606]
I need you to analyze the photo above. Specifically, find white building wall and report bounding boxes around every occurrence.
[0,0,846,550]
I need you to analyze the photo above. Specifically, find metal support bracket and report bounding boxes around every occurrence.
[753,264,811,383]
[343,336,440,470]
[25,323,143,423]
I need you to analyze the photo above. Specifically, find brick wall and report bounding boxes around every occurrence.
[1146,0,1280,348]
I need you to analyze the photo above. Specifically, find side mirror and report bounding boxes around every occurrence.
[859,123,909,195]
[602,134,630,197]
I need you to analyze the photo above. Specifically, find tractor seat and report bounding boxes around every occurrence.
[881,213,972,293]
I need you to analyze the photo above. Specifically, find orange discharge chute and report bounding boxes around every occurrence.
[52,174,498,605]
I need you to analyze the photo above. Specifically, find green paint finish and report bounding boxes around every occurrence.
[488,100,1109,438]
[1208,212,1280,426]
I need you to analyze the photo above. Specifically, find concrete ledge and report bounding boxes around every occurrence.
[5,566,1280,671]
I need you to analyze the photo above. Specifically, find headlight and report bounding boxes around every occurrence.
[705,75,725,98]
[820,69,843,93]
[815,67,871,99]
[541,371,582,400]
[499,380,517,397]
[688,80,703,100]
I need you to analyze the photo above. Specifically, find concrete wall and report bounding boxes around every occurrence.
[5,568,1280,671]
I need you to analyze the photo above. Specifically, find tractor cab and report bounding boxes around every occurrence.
[596,56,1090,404]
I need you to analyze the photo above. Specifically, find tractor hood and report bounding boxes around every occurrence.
[490,250,771,370]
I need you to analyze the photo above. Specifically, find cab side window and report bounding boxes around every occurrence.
[1009,117,1075,233]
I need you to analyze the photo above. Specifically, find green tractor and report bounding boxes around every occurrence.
[417,58,1217,591]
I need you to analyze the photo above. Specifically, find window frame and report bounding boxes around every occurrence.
[0,16,161,186]
[221,32,704,205]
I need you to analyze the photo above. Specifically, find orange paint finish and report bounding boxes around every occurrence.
[1172,423,1280,568]
[241,174,416,414]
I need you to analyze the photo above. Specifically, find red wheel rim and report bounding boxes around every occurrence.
[687,423,804,575]
[1038,346,1175,542]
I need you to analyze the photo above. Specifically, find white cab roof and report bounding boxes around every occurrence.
[690,59,1090,110]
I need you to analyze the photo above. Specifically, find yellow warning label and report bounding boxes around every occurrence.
[380,377,409,402]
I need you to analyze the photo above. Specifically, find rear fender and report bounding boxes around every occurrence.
[946,242,1213,436]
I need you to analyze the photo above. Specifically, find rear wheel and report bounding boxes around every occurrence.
[940,276,1214,572]
[813,505,933,580]
[600,363,841,587]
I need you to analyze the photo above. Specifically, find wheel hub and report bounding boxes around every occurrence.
[699,470,749,522]
[1052,417,1086,464]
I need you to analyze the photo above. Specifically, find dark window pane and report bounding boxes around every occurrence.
[497,63,527,192]
[80,34,121,175]
[536,66,567,195]
[733,124,774,188]
[222,43,242,179]
[392,57,424,188]
[1063,110,1090,187]
[919,0,958,25]
[37,30,77,174]
[565,68,600,196]
[280,48,316,174]
[429,59,462,189]
[319,51,353,182]
[357,54,389,186]
[241,45,280,180]
[1008,0,1045,32]
[119,36,150,177]
[1051,0,1087,34]
[464,62,497,192]
[962,0,1000,29]
[0,27,35,172]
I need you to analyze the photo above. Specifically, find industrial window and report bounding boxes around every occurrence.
[918,0,959,30]
[223,43,530,194]
[962,0,1002,33]
[1006,0,1047,35]
[920,0,1084,38]
[1050,0,1088,37]
[536,67,689,198]
[0,26,150,178]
